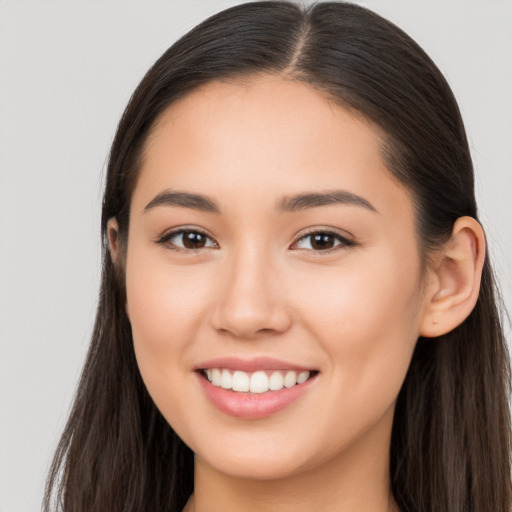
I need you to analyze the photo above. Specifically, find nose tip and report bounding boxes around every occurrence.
[214,305,292,339]
[210,260,292,339]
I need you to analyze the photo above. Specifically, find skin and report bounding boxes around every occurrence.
[109,75,485,512]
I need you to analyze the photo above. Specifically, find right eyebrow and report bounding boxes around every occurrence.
[144,190,221,214]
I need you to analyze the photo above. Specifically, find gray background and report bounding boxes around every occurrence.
[0,1,511,511]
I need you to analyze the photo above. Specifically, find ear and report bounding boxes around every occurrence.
[107,217,121,263]
[420,216,486,338]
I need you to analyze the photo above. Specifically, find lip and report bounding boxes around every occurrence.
[194,356,315,373]
[195,364,319,420]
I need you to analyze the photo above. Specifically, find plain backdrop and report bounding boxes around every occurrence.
[0,1,511,511]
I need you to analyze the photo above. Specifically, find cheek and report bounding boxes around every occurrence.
[299,250,420,333]
[126,243,211,342]
[124,254,217,437]
[295,248,422,407]
[124,242,215,404]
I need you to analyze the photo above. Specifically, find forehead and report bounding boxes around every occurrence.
[147,75,378,165]
[134,75,414,225]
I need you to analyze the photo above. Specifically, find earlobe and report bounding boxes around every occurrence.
[420,216,486,338]
[107,217,120,263]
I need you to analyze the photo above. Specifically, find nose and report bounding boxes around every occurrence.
[210,246,292,340]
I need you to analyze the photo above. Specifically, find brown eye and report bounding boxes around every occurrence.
[310,233,337,250]
[292,231,355,252]
[181,231,208,249]
[157,229,218,252]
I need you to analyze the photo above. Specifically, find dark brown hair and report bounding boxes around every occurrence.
[44,2,511,511]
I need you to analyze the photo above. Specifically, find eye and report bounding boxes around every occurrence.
[291,230,355,252]
[156,228,218,252]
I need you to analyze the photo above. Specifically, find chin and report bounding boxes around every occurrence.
[205,454,311,481]
[191,434,324,482]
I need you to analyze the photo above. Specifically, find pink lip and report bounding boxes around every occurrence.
[194,356,314,373]
[195,369,318,420]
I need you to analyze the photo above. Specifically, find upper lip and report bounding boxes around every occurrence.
[194,356,315,373]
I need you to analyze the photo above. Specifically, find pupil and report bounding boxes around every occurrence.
[311,234,334,250]
[183,232,206,249]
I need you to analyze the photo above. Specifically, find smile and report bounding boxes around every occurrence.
[196,363,319,419]
[202,368,312,393]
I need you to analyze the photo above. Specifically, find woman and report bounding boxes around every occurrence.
[44,2,511,511]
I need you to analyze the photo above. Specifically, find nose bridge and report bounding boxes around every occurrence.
[212,239,291,338]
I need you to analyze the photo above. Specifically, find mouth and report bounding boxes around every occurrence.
[194,356,319,418]
[198,368,319,394]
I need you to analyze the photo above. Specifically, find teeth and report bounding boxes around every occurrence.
[269,371,284,390]
[221,369,232,389]
[204,368,312,393]
[284,371,297,388]
[211,368,222,386]
[232,371,250,392]
[297,371,309,384]
[250,371,268,393]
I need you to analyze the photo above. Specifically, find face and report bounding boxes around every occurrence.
[123,75,427,481]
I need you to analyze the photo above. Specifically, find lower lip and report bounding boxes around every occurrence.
[196,372,318,420]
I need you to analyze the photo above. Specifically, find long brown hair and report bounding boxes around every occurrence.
[44,2,511,511]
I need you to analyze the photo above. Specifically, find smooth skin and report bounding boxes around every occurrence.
[108,75,485,512]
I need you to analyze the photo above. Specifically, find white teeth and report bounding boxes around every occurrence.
[250,371,269,393]
[269,371,284,390]
[204,368,312,393]
[211,368,222,386]
[297,371,309,384]
[220,369,232,389]
[232,370,250,392]
[284,371,297,388]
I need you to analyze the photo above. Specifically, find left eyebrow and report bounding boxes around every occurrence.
[276,190,378,213]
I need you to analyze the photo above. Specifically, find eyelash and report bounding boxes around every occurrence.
[155,227,356,254]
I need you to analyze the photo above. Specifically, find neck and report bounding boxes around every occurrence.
[185,407,399,512]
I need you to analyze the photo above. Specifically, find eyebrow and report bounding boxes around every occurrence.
[276,190,377,213]
[144,189,377,214]
[144,190,221,213]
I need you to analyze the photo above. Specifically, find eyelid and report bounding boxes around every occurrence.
[290,228,356,252]
[155,226,219,252]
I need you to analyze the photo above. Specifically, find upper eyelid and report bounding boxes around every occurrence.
[157,227,218,246]
[294,227,353,241]
[158,226,213,239]
[290,230,355,252]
